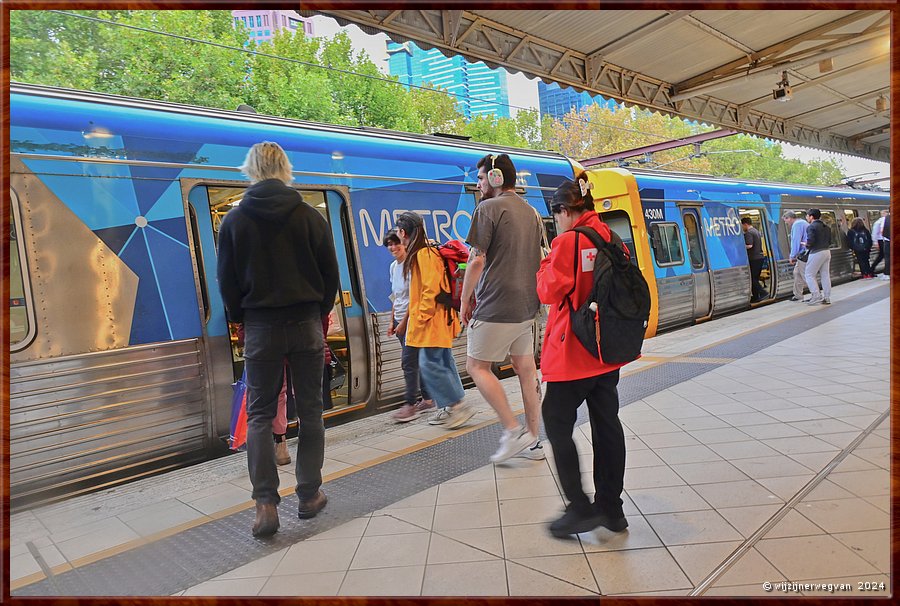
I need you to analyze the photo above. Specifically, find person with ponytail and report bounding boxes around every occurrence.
[536,174,629,538]
[394,212,475,429]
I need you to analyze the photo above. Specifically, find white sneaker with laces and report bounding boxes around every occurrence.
[446,402,476,429]
[427,409,450,425]
[514,440,546,460]
[490,426,536,463]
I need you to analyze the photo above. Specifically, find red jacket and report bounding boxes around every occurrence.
[536,211,629,382]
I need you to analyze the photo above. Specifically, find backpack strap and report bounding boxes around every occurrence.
[562,227,609,310]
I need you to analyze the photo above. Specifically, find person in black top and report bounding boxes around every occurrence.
[880,213,891,280]
[741,217,765,302]
[217,141,339,536]
[846,217,874,279]
[803,208,832,305]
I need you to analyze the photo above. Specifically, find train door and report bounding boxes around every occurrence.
[738,208,775,302]
[679,207,712,318]
[184,180,370,440]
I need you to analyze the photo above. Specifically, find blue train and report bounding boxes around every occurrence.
[9,83,889,507]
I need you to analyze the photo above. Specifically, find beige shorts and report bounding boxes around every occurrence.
[466,319,535,362]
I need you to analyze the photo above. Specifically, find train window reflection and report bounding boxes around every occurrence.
[9,192,35,350]
[819,211,841,249]
[868,210,881,228]
[649,222,684,267]
[682,213,704,269]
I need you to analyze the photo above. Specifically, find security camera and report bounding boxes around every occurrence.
[772,86,792,102]
[773,71,792,102]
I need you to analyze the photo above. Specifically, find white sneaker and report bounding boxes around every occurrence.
[490,426,536,464]
[446,402,476,429]
[880,274,890,281]
[427,409,450,425]
[806,295,823,305]
[514,440,546,460]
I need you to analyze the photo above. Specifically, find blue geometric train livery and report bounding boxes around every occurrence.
[8,83,888,508]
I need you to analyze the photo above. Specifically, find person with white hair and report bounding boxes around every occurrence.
[217,141,339,537]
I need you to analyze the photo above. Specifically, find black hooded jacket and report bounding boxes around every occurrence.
[216,179,339,323]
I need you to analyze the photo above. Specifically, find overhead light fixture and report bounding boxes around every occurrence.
[772,71,792,102]
[818,58,834,73]
[875,95,888,112]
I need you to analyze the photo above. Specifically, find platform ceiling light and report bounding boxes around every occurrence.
[875,95,888,112]
[818,57,834,73]
[772,71,792,102]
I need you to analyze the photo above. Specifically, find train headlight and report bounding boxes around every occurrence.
[602,199,613,210]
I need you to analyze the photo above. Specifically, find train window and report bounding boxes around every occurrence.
[682,213,704,269]
[649,222,684,266]
[10,191,36,351]
[844,210,858,228]
[819,211,841,249]
[601,209,639,267]
[868,210,882,227]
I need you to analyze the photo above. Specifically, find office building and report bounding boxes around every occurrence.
[387,41,509,120]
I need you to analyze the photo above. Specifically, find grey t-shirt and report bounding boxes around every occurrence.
[744,227,763,260]
[466,191,542,323]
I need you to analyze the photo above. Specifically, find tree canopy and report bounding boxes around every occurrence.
[11,9,847,185]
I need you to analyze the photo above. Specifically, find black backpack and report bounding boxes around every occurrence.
[849,229,870,252]
[564,227,651,365]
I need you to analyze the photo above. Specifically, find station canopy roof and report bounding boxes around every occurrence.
[303,9,890,163]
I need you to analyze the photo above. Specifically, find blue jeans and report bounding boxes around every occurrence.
[393,318,430,405]
[418,347,464,409]
[244,311,325,504]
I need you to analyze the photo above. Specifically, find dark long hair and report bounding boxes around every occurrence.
[551,171,594,215]
[395,211,429,279]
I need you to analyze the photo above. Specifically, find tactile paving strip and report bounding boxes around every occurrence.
[14,286,888,596]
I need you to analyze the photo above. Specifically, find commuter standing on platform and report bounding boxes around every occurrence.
[460,153,545,463]
[846,217,874,279]
[804,208,832,305]
[783,211,810,301]
[871,209,887,274]
[537,176,629,537]
[394,212,474,428]
[218,141,339,537]
[384,229,436,422]
[741,217,765,302]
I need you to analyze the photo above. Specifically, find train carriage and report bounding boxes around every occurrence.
[8,83,888,507]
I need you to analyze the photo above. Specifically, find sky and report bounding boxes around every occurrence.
[310,15,889,189]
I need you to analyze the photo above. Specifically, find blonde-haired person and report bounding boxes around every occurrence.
[218,141,340,537]
[394,212,475,429]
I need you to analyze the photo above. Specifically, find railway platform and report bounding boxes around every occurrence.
[9,278,891,597]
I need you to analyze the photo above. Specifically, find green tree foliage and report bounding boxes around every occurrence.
[10,10,846,185]
[541,104,845,185]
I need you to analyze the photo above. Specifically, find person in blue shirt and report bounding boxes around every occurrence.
[782,211,810,302]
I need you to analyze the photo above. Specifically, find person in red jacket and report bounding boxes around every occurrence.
[536,175,630,538]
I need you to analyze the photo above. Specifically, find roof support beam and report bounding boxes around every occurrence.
[581,129,739,166]
[588,10,692,58]
[672,11,881,93]
[312,9,889,162]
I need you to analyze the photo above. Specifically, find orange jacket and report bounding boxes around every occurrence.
[536,211,628,382]
[406,247,460,348]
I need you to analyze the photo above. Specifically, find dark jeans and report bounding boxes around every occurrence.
[749,258,765,300]
[884,239,891,276]
[871,241,884,273]
[244,312,325,504]
[542,370,624,516]
[394,318,429,404]
[854,249,872,276]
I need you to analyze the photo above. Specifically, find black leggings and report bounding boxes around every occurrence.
[854,249,872,276]
[542,370,625,515]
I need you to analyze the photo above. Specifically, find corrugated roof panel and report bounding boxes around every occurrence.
[318,9,889,162]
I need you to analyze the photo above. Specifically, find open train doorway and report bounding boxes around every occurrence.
[738,208,775,303]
